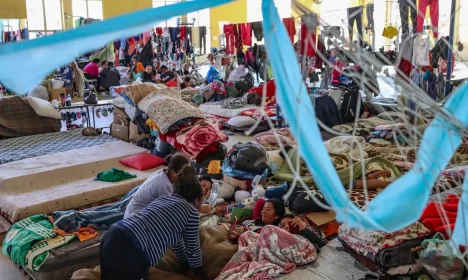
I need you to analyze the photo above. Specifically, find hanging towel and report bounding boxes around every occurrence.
[233,24,243,51]
[192,26,200,48]
[95,168,137,182]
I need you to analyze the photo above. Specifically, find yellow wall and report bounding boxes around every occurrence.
[0,0,27,19]
[102,0,152,19]
[61,0,74,30]
[209,0,247,48]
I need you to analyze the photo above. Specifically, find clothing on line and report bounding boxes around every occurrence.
[366,4,375,30]
[282,17,296,44]
[233,24,243,51]
[240,23,252,46]
[417,0,439,38]
[300,13,318,57]
[347,6,363,45]
[199,26,207,55]
[224,24,235,55]
[251,21,263,41]
[192,26,200,48]
[399,0,417,37]
[412,36,430,67]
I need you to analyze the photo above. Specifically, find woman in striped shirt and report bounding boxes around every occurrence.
[100,166,206,280]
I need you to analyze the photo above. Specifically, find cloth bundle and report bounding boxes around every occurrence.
[419,194,459,239]
[139,94,205,134]
[254,128,296,151]
[338,221,430,268]
[124,83,180,106]
[217,225,317,279]
[241,105,276,120]
[332,117,393,136]
[324,136,368,160]
[222,142,269,180]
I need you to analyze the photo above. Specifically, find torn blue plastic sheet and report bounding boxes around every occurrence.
[262,0,468,236]
[0,0,233,94]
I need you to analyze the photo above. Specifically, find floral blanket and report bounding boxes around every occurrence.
[217,226,317,280]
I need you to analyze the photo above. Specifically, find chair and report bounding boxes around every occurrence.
[73,61,97,97]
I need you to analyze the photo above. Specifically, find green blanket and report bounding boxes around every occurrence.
[95,168,137,182]
[273,148,402,185]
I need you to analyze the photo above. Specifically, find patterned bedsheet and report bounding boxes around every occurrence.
[0,129,119,164]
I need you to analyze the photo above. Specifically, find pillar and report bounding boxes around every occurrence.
[61,0,74,30]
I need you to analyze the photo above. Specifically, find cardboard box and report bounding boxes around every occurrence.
[113,107,131,126]
[129,122,149,144]
[48,87,66,101]
[111,123,129,142]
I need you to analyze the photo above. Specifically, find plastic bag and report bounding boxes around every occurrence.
[205,66,220,84]
[419,233,453,259]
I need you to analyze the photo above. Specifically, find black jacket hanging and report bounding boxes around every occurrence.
[139,40,154,68]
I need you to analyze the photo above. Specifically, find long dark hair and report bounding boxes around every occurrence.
[173,166,203,204]
[256,198,285,226]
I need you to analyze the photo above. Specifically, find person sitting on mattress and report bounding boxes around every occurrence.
[124,153,190,218]
[280,214,327,251]
[101,166,207,280]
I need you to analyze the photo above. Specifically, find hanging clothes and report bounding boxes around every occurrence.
[417,0,439,38]
[233,24,243,51]
[412,36,430,67]
[431,36,449,68]
[315,35,325,69]
[199,27,207,55]
[140,40,154,68]
[251,21,263,41]
[282,17,296,44]
[240,23,252,46]
[192,27,200,48]
[382,26,398,39]
[399,0,417,37]
[347,6,363,44]
[143,32,151,45]
[366,4,375,30]
[300,13,319,57]
[400,36,413,62]
[223,24,235,55]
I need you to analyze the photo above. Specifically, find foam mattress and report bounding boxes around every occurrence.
[0,141,160,223]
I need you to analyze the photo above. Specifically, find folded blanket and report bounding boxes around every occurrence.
[274,147,402,186]
[332,117,392,136]
[254,128,296,151]
[374,123,407,131]
[325,136,368,160]
[217,225,317,279]
[124,83,177,106]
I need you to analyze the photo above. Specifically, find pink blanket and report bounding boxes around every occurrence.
[217,226,317,280]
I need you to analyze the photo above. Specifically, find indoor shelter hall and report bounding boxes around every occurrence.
[1,0,468,279]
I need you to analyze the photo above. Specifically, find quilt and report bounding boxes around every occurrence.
[0,129,118,164]
[217,225,317,280]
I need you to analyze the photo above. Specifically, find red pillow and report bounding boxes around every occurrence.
[252,198,266,220]
[119,153,166,171]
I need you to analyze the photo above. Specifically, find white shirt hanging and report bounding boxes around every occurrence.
[412,36,430,67]
[399,37,413,62]
[163,27,170,38]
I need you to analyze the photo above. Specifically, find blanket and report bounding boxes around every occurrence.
[52,186,139,233]
[0,96,61,139]
[324,136,368,160]
[254,128,296,151]
[274,147,401,186]
[332,117,392,136]
[217,225,317,280]
[123,83,167,106]
[139,94,206,134]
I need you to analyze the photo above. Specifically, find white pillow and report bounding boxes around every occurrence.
[227,116,256,127]
[25,97,61,120]
[218,181,235,199]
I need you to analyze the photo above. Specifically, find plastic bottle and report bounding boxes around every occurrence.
[209,182,220,207]
[251,175,264,201]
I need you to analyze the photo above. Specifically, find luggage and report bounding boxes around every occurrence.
[339,89,363,123]
[288,187,329,214]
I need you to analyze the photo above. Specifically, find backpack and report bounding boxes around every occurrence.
[287,187,329,214]
[339,89,363,123]
[235,73,254,95]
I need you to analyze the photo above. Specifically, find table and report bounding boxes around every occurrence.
[54,100,113,128]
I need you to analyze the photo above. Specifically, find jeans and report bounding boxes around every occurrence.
[347,6,363,45]
[399,0,417,36]
[199,26,207,55]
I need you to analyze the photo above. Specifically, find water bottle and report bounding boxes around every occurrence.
[251,175,262,201]
[209,182,220,207]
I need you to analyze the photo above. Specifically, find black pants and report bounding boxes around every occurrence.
[199,26,206,55]
[399,0,417,36]
[84,73,101,90]
[100,226,150,280]
[366,4,374,30]
[347,6,363,45]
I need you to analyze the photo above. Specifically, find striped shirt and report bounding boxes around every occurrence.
[116,195,202,268]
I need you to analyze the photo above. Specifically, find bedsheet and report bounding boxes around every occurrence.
[199,103,258,118]
[0,141,159,223]
[0,129,118,164]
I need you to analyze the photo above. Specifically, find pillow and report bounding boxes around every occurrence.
[119,153,166,171]
[25,97,61,120]
[218,181,235,199]
[227,116,256,127]
[252,198,266,220]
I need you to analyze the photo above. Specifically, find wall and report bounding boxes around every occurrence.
[209,0,247,48]
[102,0,152,19]
[0,0,27,19]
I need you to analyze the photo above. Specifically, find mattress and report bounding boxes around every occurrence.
[0,129,119,164]
[0,141,160,222]
[199,103,258,118]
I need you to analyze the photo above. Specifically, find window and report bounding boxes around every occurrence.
[26,0,63,38]
[152,1,179,27]
[72,0,103,20]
